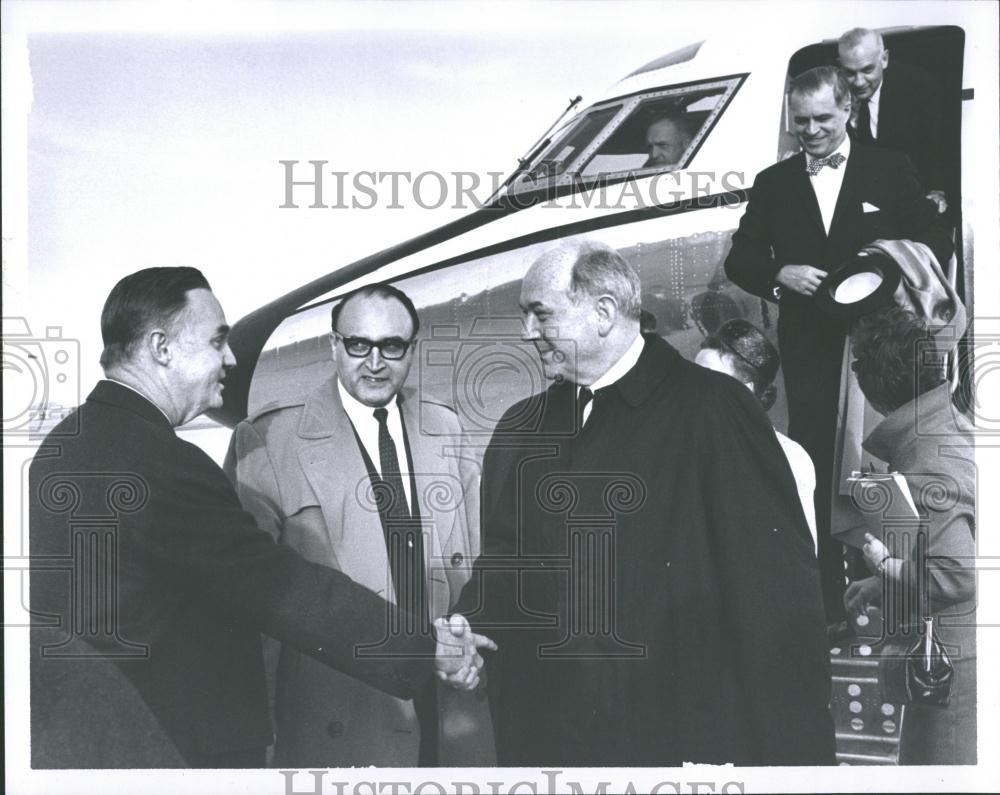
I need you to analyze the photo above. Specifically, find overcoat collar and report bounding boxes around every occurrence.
[88,379,174,431]
[567,334,679,409]
[863,382,968,464]
[295,377,418,440]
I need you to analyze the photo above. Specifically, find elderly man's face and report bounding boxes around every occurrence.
[838,39,889,102]
[332,293,415,407]
[645,118,689,168]
[790,84,850,158]
[519,254,599,384]
[168,288,236,424]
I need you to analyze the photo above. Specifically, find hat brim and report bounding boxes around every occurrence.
[815,252,901,323]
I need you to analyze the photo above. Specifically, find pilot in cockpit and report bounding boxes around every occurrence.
[643,115,695,168]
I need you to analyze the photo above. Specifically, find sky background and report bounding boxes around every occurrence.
[3,0,995,395]
[3,2,1000,793]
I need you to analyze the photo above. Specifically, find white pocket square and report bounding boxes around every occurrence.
[862,201,880,213]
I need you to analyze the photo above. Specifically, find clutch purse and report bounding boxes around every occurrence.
[881,616,954,707]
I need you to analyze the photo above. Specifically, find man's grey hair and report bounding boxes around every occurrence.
[567,242,642,320]
[838,27,885,53]
[789,65,852,109]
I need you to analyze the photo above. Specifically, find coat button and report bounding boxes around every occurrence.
[451,552,463,567]
[327,720,345,738]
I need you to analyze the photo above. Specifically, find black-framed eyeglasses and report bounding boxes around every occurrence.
[333,332,414,360]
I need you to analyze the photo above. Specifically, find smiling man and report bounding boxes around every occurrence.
[29,268,493,769]
[724,66,952,623]
[452,240,836,766]
[838,27,948,211]
[227,284,494,767]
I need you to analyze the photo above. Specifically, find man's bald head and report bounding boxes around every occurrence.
[838,27,889,102]
[839,27,884,54]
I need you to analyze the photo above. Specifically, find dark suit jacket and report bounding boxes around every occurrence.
[871,62,947,195]
[724,144,952,464]
[458,335,835,766]
[29,380,434,768]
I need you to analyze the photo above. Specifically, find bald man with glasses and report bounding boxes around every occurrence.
[227,284,494,767]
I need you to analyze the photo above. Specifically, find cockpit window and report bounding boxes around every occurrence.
[518,105,622,184]
[579,83,735,176]
[511,75,745,193]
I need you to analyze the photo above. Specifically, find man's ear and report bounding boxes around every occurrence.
[594,295,619,336]
[882,48,890,69]
[148,329,171,365]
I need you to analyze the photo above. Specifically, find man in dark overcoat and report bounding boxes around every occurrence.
[455,241,835,766]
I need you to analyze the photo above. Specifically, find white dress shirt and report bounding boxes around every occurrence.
[806,134,851,235]
[577,332,645,425]
[338,380,412,509]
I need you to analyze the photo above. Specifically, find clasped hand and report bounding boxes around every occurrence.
[433,613,497,691]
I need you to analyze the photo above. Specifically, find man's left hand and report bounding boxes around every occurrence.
[926,190,948,214]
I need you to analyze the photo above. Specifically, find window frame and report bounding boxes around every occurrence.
[509,73,748,195]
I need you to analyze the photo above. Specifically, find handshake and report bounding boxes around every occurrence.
[432,613,497,691]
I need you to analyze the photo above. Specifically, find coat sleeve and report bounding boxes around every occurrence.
[725,168,782,299]
[149,436,435,700]
[452,413,525,632]
[897,451,976,617]
[224,419,285,542]
[891,151,954,268]
[899,65,946,195]
[698,382,836,764]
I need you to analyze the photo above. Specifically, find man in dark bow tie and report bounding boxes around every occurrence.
[725,66,951,622]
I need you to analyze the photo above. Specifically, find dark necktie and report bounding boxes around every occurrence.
[371,407,435,762]
[855,99,874,143]
[577,386,594,429]
[373,407,409,517]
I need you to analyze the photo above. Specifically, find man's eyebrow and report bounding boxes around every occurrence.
[216,324,231,336]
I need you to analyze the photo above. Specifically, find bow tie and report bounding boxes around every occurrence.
[806,152,846,176]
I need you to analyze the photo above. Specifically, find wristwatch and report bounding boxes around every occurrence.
[876,555,891,575]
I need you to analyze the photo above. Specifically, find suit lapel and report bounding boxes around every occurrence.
[400,397,455,618]
[787,155,826,237]
[873,70,897,143]
[296,381,395,598]
[827,148,864,257]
